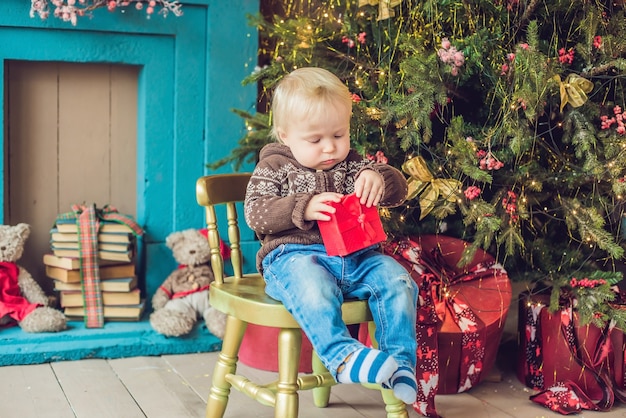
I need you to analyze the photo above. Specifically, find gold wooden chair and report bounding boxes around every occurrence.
[196,173,408,418]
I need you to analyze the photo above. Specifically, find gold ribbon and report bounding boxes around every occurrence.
[358,0,402,20]
[553,74,594,112]
[402,156,462,220]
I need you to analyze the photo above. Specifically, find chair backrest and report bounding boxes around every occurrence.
[196,173,252,285]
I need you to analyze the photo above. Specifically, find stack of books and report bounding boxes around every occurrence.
[43,253,144,322]
[50,220,137,262]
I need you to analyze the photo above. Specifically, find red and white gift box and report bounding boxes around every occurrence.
[517,290,626,413]
[317,193,387,256]
[381,235,511,418]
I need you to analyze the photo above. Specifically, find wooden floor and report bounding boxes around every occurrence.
[3,341,626,418]
[4,280,626,418]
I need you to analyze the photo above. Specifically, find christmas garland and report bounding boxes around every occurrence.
[30,0,183,26]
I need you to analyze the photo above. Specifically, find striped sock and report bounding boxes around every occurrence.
[384,366,417,404]
[336,348,398,385]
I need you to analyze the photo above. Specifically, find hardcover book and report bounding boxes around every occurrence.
[60,288,141,307]
[64,300,146,321]
[50,229,133,244]
[55,220,135,235]
[43,254,126,271]
[54,276,137,292]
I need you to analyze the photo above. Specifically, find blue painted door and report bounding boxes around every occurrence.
[0,0,259,299]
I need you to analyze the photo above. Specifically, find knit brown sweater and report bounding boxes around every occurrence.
[244,143,409,271]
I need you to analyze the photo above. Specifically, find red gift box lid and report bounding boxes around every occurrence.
[317,193,387,256]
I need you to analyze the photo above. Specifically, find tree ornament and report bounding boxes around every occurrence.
[553,74,594,112]
[402,156,462,220]
[358,0,402,21]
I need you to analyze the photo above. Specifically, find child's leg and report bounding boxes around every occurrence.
[261,244,369,380]
[383,366,418,404]
[336,347,397,384]
[345,249,419,402]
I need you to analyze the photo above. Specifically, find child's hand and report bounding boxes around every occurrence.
[355,170,384,207]
[304,192,343,221]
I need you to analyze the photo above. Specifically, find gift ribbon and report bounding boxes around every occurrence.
[383,239,441,418]
[420,246,491,393]
[402,156,462,220]
[553,74,593,112]
[521,293,626,414]
[344,197,379,243]
[56,204,143,327]
[528,303,614,413]
[383,238,504,418]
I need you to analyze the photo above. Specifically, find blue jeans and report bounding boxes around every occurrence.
[261,243,418,378]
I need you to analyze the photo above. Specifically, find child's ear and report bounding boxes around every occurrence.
[277,129,288,143]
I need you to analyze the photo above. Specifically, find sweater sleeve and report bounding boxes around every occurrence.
[347,151,408,208]
[366,163,409,208]
[244,163,315,235]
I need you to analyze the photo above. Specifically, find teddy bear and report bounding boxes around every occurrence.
[0,223,67,333]
[149,228,228,338]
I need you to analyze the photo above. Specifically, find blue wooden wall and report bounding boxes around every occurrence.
[0,0,260,364]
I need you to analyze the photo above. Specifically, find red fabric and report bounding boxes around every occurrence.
[76,204,104,328]
[517,292,626,413]
[530,381,603,414]
[317,194,387,256]
[0,261,40,323]
[379,235,511,418]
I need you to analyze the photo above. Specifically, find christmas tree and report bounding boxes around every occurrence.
[212,0,626,328]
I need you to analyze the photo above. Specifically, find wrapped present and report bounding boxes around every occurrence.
[379,235,511,418]
[517,290,626,413]
[54,204,143,328]
[239,324,314,373]
[317,193,386,256]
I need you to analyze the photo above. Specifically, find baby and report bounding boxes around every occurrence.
[244,67,418,403]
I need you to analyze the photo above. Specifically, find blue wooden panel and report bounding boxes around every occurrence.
[0,0,259,363]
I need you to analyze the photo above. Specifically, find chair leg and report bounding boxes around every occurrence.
[206,315,247,418]
[381,388,409,418]
[275,328,302,418]
[368,321,408,418]
[311,351,331,408]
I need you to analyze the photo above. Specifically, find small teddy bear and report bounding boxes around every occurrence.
[149,228,228,338]
[0,223,67,333]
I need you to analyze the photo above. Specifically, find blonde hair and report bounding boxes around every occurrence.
[270,67,352,141]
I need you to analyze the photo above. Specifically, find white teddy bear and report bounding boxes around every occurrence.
[0,223,67,333]
[149,228,227,338]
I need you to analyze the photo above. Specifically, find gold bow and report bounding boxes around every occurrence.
[358,0,402,20]
[402,156,462,220]
[553,74,594,112]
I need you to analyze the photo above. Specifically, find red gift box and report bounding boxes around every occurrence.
[517,290,626,411]
[378,235,511,418]
[239,324,314,373]
[317,193,387,256]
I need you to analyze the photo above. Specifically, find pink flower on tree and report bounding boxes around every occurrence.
[365,151,388,164]
[558,48,575,65]
[593,36,603,49]
[437,38,465,76]
[357,32,367,44]
[464,186,481,200]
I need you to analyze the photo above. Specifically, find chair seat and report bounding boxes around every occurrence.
[210,276,373,328]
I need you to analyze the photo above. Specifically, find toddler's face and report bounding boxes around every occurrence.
[278,102,351,171]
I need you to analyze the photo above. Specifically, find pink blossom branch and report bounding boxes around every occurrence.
[30,0,182,26]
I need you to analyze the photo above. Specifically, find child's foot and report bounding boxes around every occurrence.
[336,348,397,385]
[384,366,417,404]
